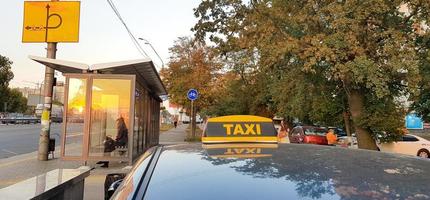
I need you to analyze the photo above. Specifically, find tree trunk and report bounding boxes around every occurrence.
[342,111,352,137]
[347,89,378,150]
[285,116,294,130]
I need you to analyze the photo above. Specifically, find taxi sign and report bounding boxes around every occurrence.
[202,115,278,143]
[22,1,81,43]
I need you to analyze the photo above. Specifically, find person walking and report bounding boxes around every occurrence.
[174,119,178,128]
[326,129,337,146]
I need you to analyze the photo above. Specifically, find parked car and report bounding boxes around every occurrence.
[378,134,430,158]
[289,126,328,145]
[106,143,430,200]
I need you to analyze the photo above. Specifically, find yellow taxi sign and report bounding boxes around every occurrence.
[22,1,80,43]
[202,115,278,143]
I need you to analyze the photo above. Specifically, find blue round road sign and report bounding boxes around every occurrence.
[187,89,198,101]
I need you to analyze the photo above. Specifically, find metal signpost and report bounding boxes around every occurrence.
[187,89,198,138]
[22,1,80,43]
[22,0,80,161]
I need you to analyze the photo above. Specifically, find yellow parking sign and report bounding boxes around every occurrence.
[22,1,80,43]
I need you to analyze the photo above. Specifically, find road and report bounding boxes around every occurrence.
[0,124,63,159]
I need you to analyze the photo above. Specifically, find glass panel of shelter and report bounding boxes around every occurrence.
[64,78,87,157]
[88,78,132,158]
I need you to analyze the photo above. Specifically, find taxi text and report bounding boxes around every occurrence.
[223,123,262,135]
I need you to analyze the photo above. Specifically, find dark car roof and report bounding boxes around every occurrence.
[120,143,430,200]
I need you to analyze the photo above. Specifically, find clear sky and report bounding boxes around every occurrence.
[0,0,201,87]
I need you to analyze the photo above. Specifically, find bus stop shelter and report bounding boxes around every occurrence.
[30,56,167,164]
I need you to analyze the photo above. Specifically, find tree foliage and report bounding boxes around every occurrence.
[0,55,14,111]
[0,55,27,113]
[6,88,27,113]
[161,37,222,114]
[411,33,430,121]
[193,0,430,149]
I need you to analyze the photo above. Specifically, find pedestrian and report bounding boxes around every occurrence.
[326,129,337,146]
[278,120,288,140]
[174,119,178,128]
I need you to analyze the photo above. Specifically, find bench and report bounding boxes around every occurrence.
[113,146,128,156]
[0,167,90,200]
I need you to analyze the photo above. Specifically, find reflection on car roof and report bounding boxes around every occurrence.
[142,144,430,200]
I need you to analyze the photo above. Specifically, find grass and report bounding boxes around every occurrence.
[160,123,175,132]
[184,124,203,142]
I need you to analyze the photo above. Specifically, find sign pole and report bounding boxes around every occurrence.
[191,100,195,138]
[187,89,198,139]
[38,0,59,161]
[38,42,56,161]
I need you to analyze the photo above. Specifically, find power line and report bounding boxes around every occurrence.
[106,0,149,57]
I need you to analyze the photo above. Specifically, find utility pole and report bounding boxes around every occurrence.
[38,42,56,161]
[38,0,58,161]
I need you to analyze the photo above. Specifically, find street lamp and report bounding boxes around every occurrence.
[138,38,165,69]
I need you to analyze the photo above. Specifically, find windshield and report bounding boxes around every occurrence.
[304,128,326,136]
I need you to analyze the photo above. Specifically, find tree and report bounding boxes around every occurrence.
[161,37,222,114]
[193,0,430,149]
[411,31,430,122]
[204,72,252,116]
[0,55,14,112]
[6,88,27,113]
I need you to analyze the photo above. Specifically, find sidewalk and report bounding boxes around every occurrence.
[159,124,188,144]
[0,150,82,189]
[0,125,190,199]
[0,147,128,200]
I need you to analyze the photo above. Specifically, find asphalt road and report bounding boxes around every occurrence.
[0,123,63,159]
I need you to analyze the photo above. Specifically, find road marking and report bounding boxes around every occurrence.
[2,149,18,155]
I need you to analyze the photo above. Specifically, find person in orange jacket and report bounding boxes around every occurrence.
[326,129,337,146]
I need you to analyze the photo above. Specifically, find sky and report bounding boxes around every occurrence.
[0,0,201,88]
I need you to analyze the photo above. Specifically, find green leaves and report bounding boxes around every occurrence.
[162,37,222,114]
[191,0,430,144]
[0,55,14,89]
[0,55,27,113]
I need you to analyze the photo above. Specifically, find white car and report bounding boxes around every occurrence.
[378,134,430,158]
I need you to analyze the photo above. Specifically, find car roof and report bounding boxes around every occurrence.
[406,134,429,142]
[136,143,430,200]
